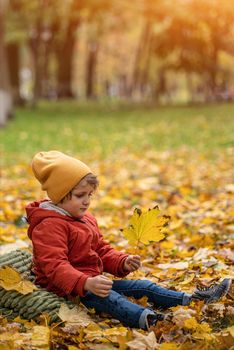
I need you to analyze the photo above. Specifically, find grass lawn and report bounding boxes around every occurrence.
[1,101,234,164]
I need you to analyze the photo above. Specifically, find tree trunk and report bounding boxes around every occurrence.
[205,35,219,101]
[154,68,166,101]
[85,41,98,99]
[28,17,45,105]
[56,21,78,98]
[28,0,54,104]
[131,18,152,96]
[40,37,54,98]
[210,48,218,99]
[0,2,13,127]
[7,42,23,105]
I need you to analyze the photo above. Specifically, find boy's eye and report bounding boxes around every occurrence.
[74,192,93,198]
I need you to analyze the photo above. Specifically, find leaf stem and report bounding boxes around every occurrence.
[134,240,140,255]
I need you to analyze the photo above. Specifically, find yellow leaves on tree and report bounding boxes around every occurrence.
[121,206,170,247]
[0,266,37,294]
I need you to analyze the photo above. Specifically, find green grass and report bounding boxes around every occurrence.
[1,101,234,164]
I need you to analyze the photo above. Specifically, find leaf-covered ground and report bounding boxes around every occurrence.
[0,146,233,349]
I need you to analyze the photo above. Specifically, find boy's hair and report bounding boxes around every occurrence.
[59,174,99,203]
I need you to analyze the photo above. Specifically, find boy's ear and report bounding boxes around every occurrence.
[59,191,73,203]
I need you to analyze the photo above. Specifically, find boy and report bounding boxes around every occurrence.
[26,151,232,330]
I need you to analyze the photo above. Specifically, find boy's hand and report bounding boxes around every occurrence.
[123,255,141,272]
[84,275,113,297]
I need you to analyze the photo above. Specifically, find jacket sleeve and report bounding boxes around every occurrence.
[31,219,89,297]
[93,219,129,277]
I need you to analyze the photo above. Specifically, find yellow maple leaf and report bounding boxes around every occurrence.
[0,266,37,295]
[121,206,170,246]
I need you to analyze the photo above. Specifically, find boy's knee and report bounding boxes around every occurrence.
[139,279,155,288]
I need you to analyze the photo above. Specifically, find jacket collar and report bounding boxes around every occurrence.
[39,200,72,217]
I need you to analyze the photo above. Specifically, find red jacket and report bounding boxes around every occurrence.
[26,201,129,297]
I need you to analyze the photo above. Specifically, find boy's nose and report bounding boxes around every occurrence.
[83,197,90,205]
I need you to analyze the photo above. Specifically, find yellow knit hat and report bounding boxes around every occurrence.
[32,151,92,203]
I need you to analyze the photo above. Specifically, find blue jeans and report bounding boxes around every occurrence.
[81,279,187,329]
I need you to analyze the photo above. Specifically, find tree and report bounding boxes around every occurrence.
[84,0,114,99]
[131,0,165,98]
[149,0,234,101]
[0,0,13,127]
[191,0,234,99]
[5,0,24,105]
[55,0,85,98]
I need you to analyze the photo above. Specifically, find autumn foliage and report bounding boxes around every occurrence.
[0,148,233,349]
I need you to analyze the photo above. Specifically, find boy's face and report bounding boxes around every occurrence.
[58,178,94,218]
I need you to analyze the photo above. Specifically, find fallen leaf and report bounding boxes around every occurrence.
[126,330,159,350]
[220,248,234,262]
[216,328,234,349]
[158,343,180,350]
[180,273,195,285]
[183,317,212,341]
[58,303,94,326]
[226,325,234,337]
[226,306,234,316]
[84,324,128,343]
[31,326,50,350]
[0,332,31,349]
[0,339,15,350]
[157,262,189,270]
[0,266,37,294]
[192,323,212,341]
[203,303,226,317]
[183,317,199,330]
[172,307,196,327]
[192,248,213,261]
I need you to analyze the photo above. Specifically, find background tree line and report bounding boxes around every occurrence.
[1,0,234,115]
